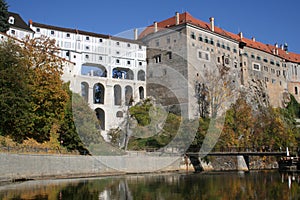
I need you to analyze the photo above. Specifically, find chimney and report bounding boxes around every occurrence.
[134,28,138,40]
[238,32,243,39]
[28,19,33,28]
[280,44,284,50]
[252,37,255,42]
[175,12,180,25]
[209,17,215,32]
[154,21,158,33]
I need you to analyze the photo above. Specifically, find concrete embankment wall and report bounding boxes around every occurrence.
[0,153,183,182]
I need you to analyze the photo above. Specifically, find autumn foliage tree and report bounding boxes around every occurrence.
[22,36,69,142]
[0,37,69,143]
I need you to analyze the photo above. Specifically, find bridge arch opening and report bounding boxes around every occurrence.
[81,63,107,77]
[114,84,122,106]
[95,108,105,130]
[137,70,145,81]
[112,67,134,80]
[125,85,133,106]
[139,86,145,100]
[81,82,89,102]
[93,83,105,104]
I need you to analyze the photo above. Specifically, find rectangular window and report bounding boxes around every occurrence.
[36,28,40,32]
[253,63,260,71]
[11,30,15,35]
[265,77,269,82]
[276,70,281,76]
[198,51,202,59]
[116,59,120,64]
[86,36,90,41]
[197,50,210,61]
[66,33,70,38]
[167,37,171,44]
[154,55,161,63]
[205,53,209,61]
[167,52,172,59]
[99,56,102,61]
[191,32,196,39]
[139,61,143,66]
[155,40,159,47]
[271,68,275,74]
[127,60,131,65]
[50,30,55,35]
[99,38,103,42]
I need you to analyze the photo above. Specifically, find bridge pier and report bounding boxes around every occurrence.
[188,155,203,173]
[237,155,249,172]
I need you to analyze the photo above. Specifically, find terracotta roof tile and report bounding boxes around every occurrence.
[140,12,300,63]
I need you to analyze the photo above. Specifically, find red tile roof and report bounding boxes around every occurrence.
[140,12,300,63]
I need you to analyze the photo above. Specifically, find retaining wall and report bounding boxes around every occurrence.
[0,153,182,182]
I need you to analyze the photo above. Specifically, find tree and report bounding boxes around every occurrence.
[195,62,238,119]
[0,0,9,33]
[221,96,255,148]
[0,36,69,143]
[0,39,34,142]
[21,36,69,142]
[58,83,89,154]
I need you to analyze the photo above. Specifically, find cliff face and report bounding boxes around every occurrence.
[242,77,292,112]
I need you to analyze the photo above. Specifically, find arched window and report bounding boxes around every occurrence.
[139,86,144,100]
[126,69,134,80]
[81,82,89,102]
[94,83,105,104]
[137,70,145,81]
[114,85,122,105]
[95,108,105,130]
[116,111,123,118]
[125,85,133,106]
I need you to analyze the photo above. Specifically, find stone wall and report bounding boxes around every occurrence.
[0,153,183,182]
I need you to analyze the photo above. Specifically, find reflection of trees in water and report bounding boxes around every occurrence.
[1,172,300,199]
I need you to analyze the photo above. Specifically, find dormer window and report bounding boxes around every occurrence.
[8,16,14,24]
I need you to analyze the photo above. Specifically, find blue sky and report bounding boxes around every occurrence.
[6,0,300,53]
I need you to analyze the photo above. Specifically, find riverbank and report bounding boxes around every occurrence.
[0,153,186,183]
[0,153,280,183]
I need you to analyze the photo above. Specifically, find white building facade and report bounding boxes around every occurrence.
[6,12,34,39]
[27,22,147,137]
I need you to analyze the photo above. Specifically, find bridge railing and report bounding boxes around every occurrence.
[187,146,299,154]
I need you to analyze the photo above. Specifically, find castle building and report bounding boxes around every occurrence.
[29,22,147,137]
[6,12,147,138]
[6,12,34,39]
[140,12,300,119]
[5,11,300,131]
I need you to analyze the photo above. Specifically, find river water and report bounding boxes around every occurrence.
[0,171,299,200]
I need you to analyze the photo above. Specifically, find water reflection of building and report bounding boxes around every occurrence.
[281,172,300,189]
